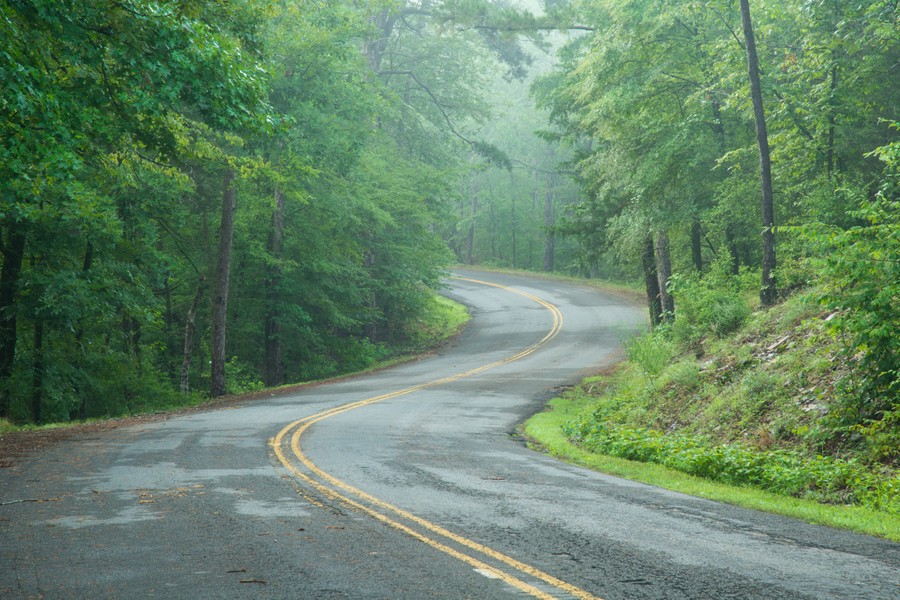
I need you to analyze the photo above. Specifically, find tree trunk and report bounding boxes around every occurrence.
[364,246,378,341]
[691,218,703,273]
[0,226,26,419]
[211,169,237,398]
[826,64,838,179]
[364,10,397,73]
[509,172,517,269]
[264,189,285,387]
[542,185,555,272]
[466,180,478,264]
[710,99,727,150]
[641,232,663,328]
[181,276,205,395]
[488,183,497,261]
[160,237,176,384]
[655,229,674,320]
[131,319,142,376]
[739,0,777,305]
[725,223,741,275]
[31,318,43,424]
[74,241,93,419]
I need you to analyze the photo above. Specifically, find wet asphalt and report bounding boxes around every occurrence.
[1,269,898,599]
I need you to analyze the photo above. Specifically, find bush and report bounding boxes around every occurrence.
[668,266,752,347]
[625,331,675,377]
[563,418,900,514]
[799,132,900,443]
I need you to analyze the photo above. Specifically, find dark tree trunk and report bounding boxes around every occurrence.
[0,226,26,419]
[740,0,777,305]
[181,277,205,395]
[509,172,517,269]
[710,99,727,149]
[211,169,237,398]
[641,232,663,328]
[264,189,285,387]
[74,241,94,419]
[543,184,555,273]
[725,223,741,275]
[159,237,176,383]
[655,229,674,320]
[162,273,176,382]
[466,180,478,264]
[131,319,141,375]
[31,318,43,424]
[691,218,703,273]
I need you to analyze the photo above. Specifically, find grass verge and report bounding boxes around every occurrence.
[523,394,900,542]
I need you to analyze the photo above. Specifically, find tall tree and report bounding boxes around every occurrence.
[264,189,286,387]
[739,0,777,306]
[210,169,237,398]
[0,0,269,421]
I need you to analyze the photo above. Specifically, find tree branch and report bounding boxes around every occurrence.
[468,24,595,32]
[378,70,474,145]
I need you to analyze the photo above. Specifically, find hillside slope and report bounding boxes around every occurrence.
[530,289,899,533]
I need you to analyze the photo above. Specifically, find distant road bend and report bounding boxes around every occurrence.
[1,269,898,599]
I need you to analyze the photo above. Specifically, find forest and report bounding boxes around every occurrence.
[1,0,897,475]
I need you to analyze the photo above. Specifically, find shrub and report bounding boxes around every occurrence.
[668,259,752,347]
[797,131,900,450]
[625,331,675,377]
[563,418,900,514]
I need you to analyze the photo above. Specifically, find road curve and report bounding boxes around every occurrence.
[1,269,898,599]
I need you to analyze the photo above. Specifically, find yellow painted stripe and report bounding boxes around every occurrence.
[272,427,557,599]
[272,278,602,600]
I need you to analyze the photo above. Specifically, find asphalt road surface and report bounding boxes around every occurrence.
[2,269,898,599]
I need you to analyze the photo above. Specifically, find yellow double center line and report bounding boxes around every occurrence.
[272,278,602,600]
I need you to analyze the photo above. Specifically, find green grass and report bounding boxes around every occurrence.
[524,374,900,543]
[424,293,471,343]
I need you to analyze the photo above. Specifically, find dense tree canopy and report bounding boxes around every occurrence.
[0,0,515,422]
[1,0,897,441]
[524,0,898,448]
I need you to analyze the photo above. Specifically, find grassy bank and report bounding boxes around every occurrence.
[525,394,900,541]
[524,288,900,542]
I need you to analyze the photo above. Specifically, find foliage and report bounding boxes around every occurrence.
[563,419,900,514]
[522,0,898,455]
[556,286,899,515]
[667,256,754,347]
[0,0,505,424]
[798,131,900,456]
[624,331,674,378]
[526,393,900,541]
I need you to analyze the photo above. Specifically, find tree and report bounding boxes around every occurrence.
[210,168,237,398]
[0,0,268,420]
[739,0,777,306]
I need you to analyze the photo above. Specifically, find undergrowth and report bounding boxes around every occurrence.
[563,420,899,514]
[562,285,900,516]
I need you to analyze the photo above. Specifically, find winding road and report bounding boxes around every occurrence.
[2,269,898,599]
